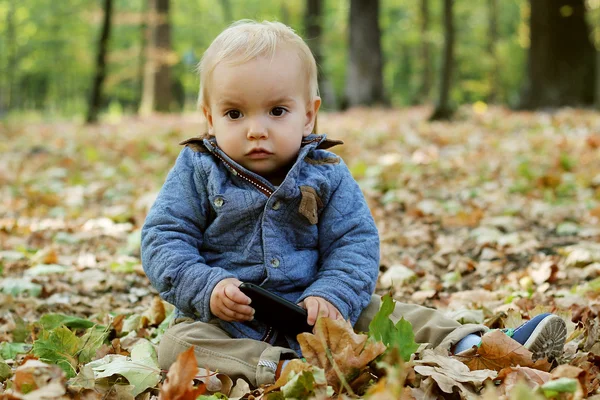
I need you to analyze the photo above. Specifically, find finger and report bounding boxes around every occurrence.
[224,284,251,305]
[218,304,254,322]
[317,300,329,318]
[326,303,338,319]
[221,296,254,317]
[305,298,319,326]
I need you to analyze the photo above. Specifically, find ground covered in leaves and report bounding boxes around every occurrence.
[1,106,600,399]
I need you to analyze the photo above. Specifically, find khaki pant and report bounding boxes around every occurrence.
[158,295,486,387]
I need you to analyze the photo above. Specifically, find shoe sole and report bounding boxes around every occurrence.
[522,315,567,361]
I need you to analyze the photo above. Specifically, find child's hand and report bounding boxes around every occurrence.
[210,278,254,322]
[299,296,342,326]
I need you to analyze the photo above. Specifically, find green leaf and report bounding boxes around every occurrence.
[0,357,12,381]
[33,326,80,378]
[368,294,419,361]
[540,377,578,395]
[12,314,30,342]
[78,326,110,364]
[394,318,420,362]
[368,293,396,345]
[282,370,316,399]
[0,342,31,360]
[38,313,97,331]
[88,339,160,397]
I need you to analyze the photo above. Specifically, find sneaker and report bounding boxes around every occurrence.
[454,313,567,360]
[507,313,567,361]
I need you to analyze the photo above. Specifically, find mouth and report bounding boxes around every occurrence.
[246,148,273,159]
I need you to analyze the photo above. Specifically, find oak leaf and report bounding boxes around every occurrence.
[297,317,386,392]
[159,346,206,400]
[413,349,496,396]
[454,330,552,372]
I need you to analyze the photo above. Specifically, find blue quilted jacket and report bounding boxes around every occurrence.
[141,134,379,353]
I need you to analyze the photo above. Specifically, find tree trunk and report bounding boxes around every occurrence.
[595,8,600,110]
[136,0,148,110]
[4,0,17,111]
[305,0,337,110]
[487,0,499,103]
[519,0,596,109]
[86,0,113,124]
[139,0,172,115]
[430,0,455,120]
[416,0,431,103]
[345,0,386,107]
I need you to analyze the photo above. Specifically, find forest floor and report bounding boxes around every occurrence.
[1,106,600,399]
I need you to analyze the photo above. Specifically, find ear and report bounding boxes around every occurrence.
[202,105,215,136]
[303,96,321,137]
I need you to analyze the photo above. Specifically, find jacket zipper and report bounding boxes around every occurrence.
[209,136,321,197]
[261,326,274,342]
[210,151,274,197]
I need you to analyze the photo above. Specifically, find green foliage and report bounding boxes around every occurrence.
[0,357,11,381]
[368,294,419,362]
[540,377,578,397]
[78,326,111,364]
[1,0,531,116]
[87,339,161,397]
[0,342,31,360]
[33,326,80,378]
[38,313,97,331]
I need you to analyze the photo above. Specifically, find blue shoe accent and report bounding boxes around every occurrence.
[454,333,483,354]
[454,313,567,360]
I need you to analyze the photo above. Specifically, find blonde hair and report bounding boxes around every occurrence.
[197,20,319,109]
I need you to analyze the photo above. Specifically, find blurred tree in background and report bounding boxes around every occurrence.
[0,0,598,120]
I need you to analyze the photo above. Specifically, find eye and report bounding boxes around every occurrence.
[226,110,242,120]
[270,107,287,117]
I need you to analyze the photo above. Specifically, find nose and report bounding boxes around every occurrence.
[247,117,268,140]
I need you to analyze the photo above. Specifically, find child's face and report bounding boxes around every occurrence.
[202,47,321,184]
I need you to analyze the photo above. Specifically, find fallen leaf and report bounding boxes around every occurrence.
[455,330,552,372]
[88,339,161,397]
[13,359,66,395]
[298,317,386,392]
[551,364,587,396]
[141,297,166,327]
[496,366,551,396]
[413,349,496,396]
[159,346,206,400]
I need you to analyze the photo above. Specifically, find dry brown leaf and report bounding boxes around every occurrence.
[441,209,484,228]
[455,330,552,372]
[159,346,206,400]
[413,349,496,396]
[570,353,600,395]
[13,359,65,394]
[141,296,166,327]
[496,366,551,396]
[297,317,386,391]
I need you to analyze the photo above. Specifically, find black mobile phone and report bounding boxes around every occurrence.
[239,282,312,336]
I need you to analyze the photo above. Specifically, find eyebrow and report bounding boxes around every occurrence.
[267,96,297,106]
[216,99,243,108]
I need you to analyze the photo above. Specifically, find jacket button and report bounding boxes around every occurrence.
[214,198,224,207]
[272,201,281,210]
[270,258,280,268]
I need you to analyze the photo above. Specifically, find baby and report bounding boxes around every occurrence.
[141,20,566,387]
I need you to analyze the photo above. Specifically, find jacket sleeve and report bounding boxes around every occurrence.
[141,147,235,321]
[298,160,379,325]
